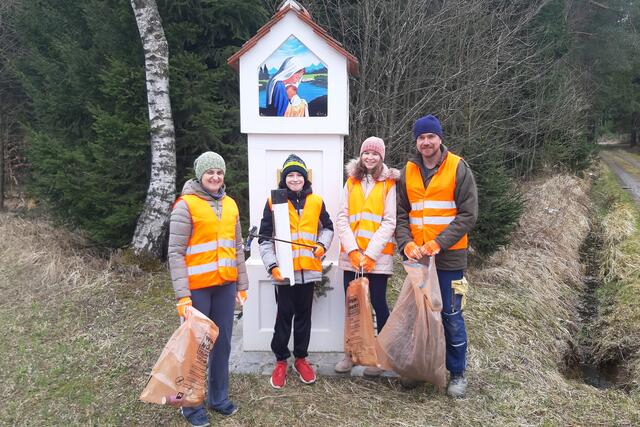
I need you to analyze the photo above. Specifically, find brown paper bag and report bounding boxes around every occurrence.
[344,275,379,367]
[140,307,219,407]
[375,258,446,387]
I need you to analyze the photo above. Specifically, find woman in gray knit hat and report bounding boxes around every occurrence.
[167,151,248,426]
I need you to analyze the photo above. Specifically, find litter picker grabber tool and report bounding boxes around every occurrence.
[245,225,316,249]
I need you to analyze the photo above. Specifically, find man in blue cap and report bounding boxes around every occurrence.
[396,114,478,397]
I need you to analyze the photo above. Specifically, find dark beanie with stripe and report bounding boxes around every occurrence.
[279,154,309,187]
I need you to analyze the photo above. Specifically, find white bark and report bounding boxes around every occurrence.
[130,0,176,257]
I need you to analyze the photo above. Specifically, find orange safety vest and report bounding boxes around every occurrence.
[177,194,239,290]
[345,177,395,255]
[405,153,468,250]
[269,194,323,272]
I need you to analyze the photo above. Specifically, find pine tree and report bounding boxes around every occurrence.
[14,0,266,247]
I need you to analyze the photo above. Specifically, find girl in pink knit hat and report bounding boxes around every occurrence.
[335,136,399,376]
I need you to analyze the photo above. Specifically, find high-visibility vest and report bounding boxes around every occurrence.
[406,153,468,250]
[345,177,396,255]
[177,194,239,290]
[269,193,323,272]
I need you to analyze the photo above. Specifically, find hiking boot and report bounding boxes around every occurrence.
[211,401,238,417]
[363,366,383,377]
[334,354,353,373]
[180,408,210,427]
[294,357,317,384]
[270,360,288,389]
[447,373,467,398]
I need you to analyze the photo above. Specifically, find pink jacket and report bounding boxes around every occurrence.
[337,159,400,275]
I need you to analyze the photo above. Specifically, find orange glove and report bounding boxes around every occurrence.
[271,267,284,281]
[422,240,441,256]
[348,250,365,269]
[313,243,325,258]
[362,255,376,273]
[236,290,247,306]
[404,242,423,260]
[176,296,192,318]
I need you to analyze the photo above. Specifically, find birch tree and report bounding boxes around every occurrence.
[130,0,176,257]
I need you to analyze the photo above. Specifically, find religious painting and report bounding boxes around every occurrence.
[259,35,328,117]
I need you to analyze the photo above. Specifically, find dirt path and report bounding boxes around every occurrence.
[599,146,640,205]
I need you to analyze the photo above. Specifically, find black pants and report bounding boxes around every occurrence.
[343,271,390,334]
[271,282,315,361]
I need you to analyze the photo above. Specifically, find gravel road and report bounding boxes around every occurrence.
[599,147,640,205]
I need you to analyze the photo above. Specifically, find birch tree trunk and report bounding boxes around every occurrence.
[130,0,176,257]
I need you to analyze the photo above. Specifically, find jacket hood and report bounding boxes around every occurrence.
[345,158,400,181]
[181,179,226,200]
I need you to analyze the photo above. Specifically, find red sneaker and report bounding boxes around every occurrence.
[270,361,287,389]
[293,357,316,384]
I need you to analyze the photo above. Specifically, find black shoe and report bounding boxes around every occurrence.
[180,408,210,427]
[399,376,422,389]
[212,401,238,416]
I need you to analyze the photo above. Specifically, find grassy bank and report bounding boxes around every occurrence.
[1,172,639,425]
[591,164,640,389]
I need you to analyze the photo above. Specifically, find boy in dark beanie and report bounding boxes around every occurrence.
[396,114,478,398]
[258,153,334,389]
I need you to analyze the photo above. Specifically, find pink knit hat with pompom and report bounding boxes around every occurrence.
[359,136,385,160]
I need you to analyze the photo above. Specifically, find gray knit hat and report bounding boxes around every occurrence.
[194,151,226,181]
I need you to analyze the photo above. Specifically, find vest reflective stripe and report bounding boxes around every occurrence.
[409,216,455,225]
[187,259,237,276]
[345,177,396,256]
[185,239,235,255]
[405,154,468,250]
[291,231,317,241]
[293,248,316,259]
[269,194,324,272]
[179,194,239,289]
[411,200,457,210]
[349,212,383,223]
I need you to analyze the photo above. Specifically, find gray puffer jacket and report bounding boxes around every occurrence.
[168,179,249,299]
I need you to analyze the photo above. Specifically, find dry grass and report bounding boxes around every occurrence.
[590,165,640,387]
[1,171,640,425]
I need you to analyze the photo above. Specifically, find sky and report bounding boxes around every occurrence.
[260,35,326,71]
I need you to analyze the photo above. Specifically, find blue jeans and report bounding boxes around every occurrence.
[437,269,467,375]
[181,283,236,417]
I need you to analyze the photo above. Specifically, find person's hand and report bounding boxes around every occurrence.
[313,243,325,258]
[176,296,192,318]
[271,267,284,281]
[422,240,441,256]
[236,290,247,306]
[404,242,423,260]
[348,250,365,269]
[362,255,376,273]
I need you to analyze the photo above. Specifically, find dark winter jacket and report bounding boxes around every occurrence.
[258,182,334,284]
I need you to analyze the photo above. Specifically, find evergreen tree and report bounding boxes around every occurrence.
[14,0,266,247]
[16,0,149,245]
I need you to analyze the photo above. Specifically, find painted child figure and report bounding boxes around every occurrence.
[284,85,309,117]
[258,154,334,389]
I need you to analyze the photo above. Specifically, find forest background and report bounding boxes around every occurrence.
[1,0,639,258]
